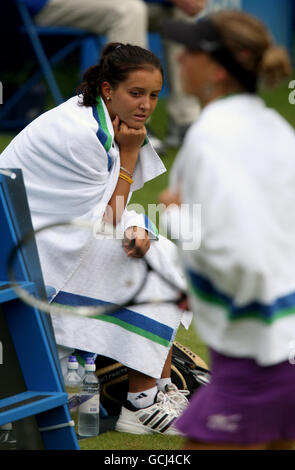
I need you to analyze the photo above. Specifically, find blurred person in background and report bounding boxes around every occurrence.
[160,10,295,450]
[147,0,208,150]
[24,0,148,46]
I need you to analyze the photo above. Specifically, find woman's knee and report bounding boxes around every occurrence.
[118,0,148,23]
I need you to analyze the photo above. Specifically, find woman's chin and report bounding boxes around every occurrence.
[128,118,146,129]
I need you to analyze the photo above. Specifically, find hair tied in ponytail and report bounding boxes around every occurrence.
[77,64,102,107]
[260,45,292,89]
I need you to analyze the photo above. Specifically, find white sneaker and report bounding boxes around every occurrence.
[115,391,181,435]
[164,383,190,413]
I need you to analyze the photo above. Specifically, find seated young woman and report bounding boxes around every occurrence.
[1,43,192,435]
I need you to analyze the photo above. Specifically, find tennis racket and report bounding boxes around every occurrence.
[7,219,188,319]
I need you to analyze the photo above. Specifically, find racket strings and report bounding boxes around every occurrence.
[7,220,189,318]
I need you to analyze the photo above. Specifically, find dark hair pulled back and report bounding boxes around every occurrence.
[77,42,164,107]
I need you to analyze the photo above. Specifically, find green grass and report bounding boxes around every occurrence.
[79,433,185,451]
[0,134,16,152]
[1,75,294,450]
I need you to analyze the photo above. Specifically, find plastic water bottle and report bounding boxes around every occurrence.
[78,358,100,437]
[0,423,16,450]
[63,355,82,433]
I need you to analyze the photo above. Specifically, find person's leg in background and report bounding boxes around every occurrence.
[148,4,201,150]
[35,0,148,48]
[163,7,202,148]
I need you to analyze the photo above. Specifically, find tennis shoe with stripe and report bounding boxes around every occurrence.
[115,391,181,435]
[164,383,190,413]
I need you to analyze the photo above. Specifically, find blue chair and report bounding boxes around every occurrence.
[0,0,101,130]
[0,168,80,449]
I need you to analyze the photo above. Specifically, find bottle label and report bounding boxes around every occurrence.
[79,394,100,414]
[67,393,80,412]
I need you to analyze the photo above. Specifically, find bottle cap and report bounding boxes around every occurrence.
[85,358,96,372]
[67,355,78,369]
[86,357,94,364]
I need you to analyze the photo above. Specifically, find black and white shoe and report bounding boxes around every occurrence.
[115,391,181,435]
[164,383,190,413]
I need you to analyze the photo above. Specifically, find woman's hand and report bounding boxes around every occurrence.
[123,226,151,258]
[105,117,147,227]
[113,116,147,171]
[159,187,181,207]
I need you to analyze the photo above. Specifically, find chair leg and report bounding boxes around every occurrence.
[17,1,63,105]
[80,37,102,79]
[0,38,82,124]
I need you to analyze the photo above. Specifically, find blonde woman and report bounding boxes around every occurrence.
[161,10,295,450]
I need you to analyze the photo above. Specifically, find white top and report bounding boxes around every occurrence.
[172,94,295,366]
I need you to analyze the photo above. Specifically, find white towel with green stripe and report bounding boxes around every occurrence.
[1,95,192,378]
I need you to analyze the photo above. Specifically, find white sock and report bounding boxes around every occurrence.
[156,377,172,392]
[127,386,158,409]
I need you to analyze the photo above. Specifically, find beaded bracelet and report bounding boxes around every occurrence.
[119,172,133,185]
[120,166,133,178]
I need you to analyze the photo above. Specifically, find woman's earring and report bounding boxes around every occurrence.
[106,96,111,101]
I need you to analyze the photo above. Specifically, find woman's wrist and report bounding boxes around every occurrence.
[120,166,133,178]
[120,151,138,174]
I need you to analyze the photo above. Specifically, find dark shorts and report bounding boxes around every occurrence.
[175,348,295,444]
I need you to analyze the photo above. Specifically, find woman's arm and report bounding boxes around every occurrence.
[159,187,181,207]
[104,116,147,226]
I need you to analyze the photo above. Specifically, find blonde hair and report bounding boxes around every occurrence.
[211,10,292,89]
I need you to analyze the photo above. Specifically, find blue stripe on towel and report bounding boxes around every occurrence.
[53,290,174,344]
